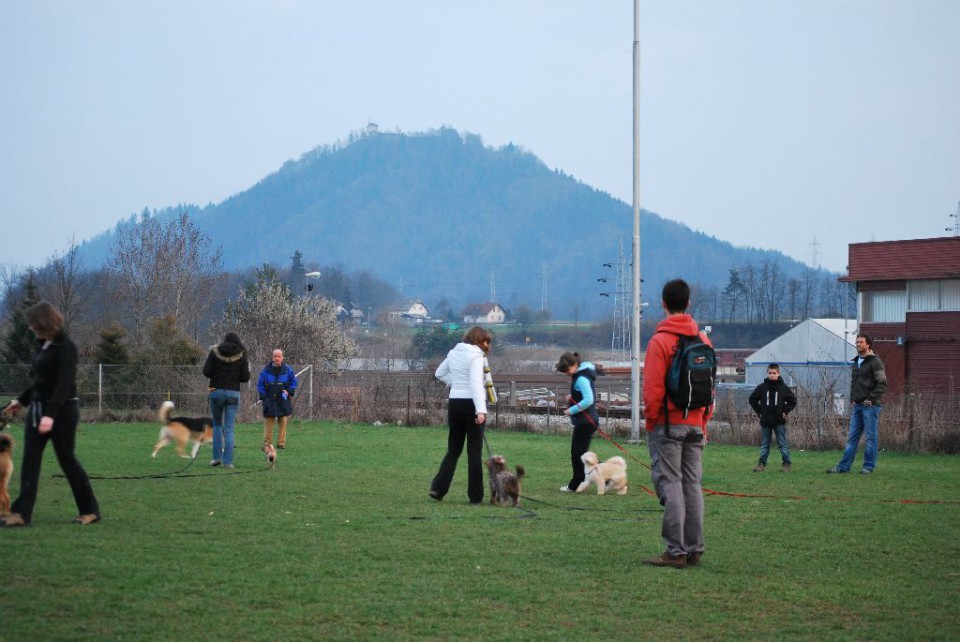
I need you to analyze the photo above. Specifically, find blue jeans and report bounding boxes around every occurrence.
[758,424,790,466]
[209,389,241,465]
[837,404,882,472]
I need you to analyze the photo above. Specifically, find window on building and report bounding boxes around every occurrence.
[861,290,906,323]
[908,279,960,312]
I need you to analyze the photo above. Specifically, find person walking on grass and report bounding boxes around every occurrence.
[429,326,492,504]
[641,279,715,569]
[748,363,797,472]
[556,352,600,493]
[827,333,887,475]
[203,332,250,469]
[0,302,100,528]
[258,348,298,450]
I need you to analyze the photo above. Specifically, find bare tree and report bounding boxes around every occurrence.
[47,237,87,332]
[107,210,223,347]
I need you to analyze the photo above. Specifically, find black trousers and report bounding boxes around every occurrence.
[12,401,100,522]
[567,422,597,490]
[431,399,485,503]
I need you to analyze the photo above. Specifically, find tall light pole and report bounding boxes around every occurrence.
[630,0,643,441]
[305,271,321,294]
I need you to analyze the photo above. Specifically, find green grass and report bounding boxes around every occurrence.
[2,419,959,641]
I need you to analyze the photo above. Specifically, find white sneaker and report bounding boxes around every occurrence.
[559,485,573,492]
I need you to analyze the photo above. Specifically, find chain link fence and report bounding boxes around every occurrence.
[1,364,956,453]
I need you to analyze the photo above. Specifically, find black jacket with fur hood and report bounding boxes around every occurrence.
[202,333,251,391]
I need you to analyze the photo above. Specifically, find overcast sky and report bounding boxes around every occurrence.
[1,0,957,273]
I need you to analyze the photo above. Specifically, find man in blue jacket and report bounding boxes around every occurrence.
[257,348,298,449]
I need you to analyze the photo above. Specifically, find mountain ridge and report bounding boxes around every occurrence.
[79,126,824,319]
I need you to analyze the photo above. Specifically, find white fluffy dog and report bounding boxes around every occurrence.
[576,451,628,495]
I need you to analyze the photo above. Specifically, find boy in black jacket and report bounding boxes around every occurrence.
[748,364,797,472]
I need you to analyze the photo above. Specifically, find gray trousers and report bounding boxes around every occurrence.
[648,425,705,557]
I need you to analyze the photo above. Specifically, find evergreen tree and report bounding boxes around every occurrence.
[1,271,40,364]
[139,315,203,365]
[93,324,131,365]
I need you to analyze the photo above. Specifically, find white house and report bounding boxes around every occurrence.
[387,299,430,325]
[745,318,857,397]
[461,302,506,325]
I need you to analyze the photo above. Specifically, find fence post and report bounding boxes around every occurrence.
[98,363,103,417]
[406,383,411,426]
[309,366,314,421]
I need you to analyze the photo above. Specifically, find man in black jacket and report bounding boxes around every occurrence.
[748,363,798,472]
[827,333,888,474]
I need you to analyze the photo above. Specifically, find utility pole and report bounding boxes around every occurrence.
[610,240,631,362]
[540,263,547,312]
[629,0,643,441]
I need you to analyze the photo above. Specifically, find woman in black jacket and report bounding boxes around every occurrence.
[0,302,100,527]
[202,332,250,468]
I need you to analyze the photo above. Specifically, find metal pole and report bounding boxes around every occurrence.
[630,0,643,441]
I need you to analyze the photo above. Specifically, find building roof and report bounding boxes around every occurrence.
[461,302,502,315]
[746,318,857,366]
[841,236,960,282]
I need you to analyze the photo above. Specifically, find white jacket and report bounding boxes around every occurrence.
[435,342,487,414]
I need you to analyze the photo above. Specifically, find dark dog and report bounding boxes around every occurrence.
[0,433,13,516]
[152,401,213,459]
[486,455,525,507]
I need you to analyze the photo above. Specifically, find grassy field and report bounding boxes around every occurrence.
[2,418,958,641]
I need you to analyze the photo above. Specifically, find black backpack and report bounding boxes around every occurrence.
[663,332,717,419]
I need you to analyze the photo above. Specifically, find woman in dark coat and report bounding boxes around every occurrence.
[257,348,298,449]
[1,302,100,527]
[202,332,250,468]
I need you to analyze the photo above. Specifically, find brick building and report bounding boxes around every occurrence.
[840,236,960,400]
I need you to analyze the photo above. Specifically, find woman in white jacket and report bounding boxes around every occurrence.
[429,326,492,504]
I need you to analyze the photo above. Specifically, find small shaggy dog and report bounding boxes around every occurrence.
[576,451,628,495]
[263,443,277,469]
[486,455,525,507]
[151,401,213,459]
[0,432,13,516]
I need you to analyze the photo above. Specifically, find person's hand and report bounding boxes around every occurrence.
[3,400,21,417]
[38,416,54,434]
[475,413,486,425]
[281,390,289,399]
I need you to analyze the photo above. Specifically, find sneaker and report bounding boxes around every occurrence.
[223,464,234,469]
[825,467,848,474]
[428,490,442,502]
[687,551,703,567]
[643,552,687,568]
[781,463,792,472]
[210,460,222,467]
[559,485,573,492]
[859,468,873,475]
[71,513,101,525]
[276,445,285,450]
[752,463,766,472]
[0,512,28,527]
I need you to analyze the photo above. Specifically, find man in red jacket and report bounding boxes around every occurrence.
[642,279,714,569]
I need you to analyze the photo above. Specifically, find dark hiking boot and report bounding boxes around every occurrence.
[781,463,791,472]
[752,463,766,472]
[643,552,687,569]
[687,552,703,567]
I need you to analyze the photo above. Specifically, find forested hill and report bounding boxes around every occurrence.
[81,127,824,318]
